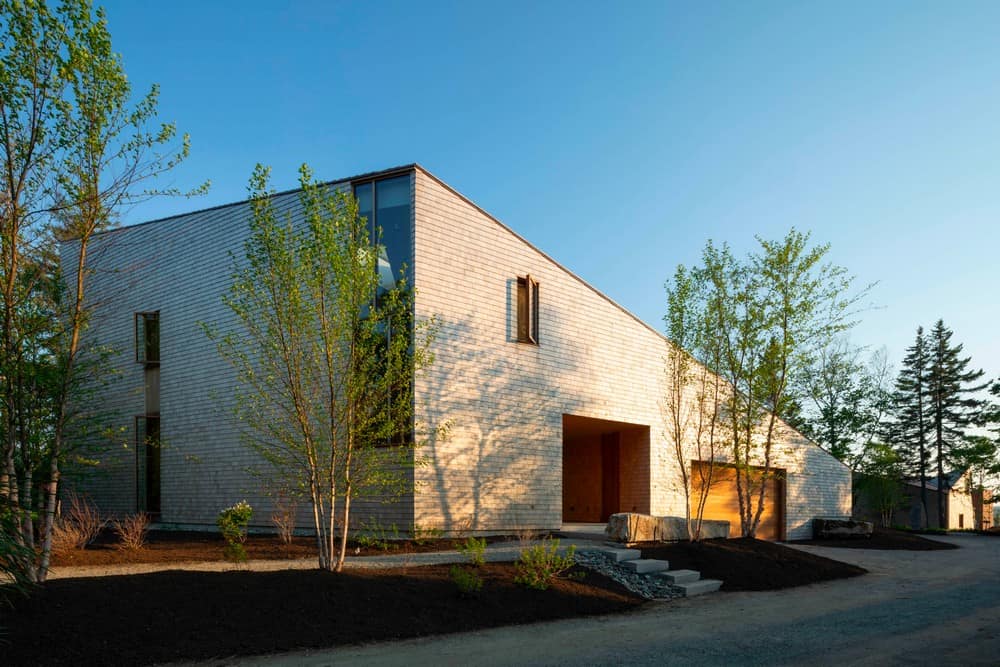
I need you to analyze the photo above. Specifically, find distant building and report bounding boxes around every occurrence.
[857,468,993,530]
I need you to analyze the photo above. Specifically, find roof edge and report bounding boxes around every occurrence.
[77,163,419,242]
[411,164,672,347]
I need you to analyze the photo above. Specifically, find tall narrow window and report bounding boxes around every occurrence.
[352,175,413,291]
[135,312,160,364]
[135,415,161,514]
[517,275,539,344]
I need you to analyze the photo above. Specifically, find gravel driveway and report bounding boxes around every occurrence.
[213,534,1000,667]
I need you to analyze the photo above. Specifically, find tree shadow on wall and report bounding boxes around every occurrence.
[416,313,586,534]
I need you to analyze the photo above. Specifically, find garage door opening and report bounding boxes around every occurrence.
[562,414,649,523]
[692,461,786,540]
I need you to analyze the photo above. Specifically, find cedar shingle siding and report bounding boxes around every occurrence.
[63,165,851,539]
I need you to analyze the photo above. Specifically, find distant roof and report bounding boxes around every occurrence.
[904,468,967,491]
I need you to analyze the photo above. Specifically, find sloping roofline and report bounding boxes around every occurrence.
[84,160,847,471]
[409,164,672,346]
[91,162,668,345]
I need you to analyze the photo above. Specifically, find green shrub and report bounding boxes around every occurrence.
[1,507,35,605]
[217,501,253,563]
[449,564,483,597]
[457,536,486,567]
[514,539,579,591]
[412,524,443,546]
[354,520,400,552]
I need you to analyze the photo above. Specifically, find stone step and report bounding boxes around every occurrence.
[655,569,701,585]
[678,579,723,597]
[600,548,643,563]
[621,558,670,574]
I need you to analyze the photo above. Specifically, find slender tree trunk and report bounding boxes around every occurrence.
[916,375,928,530]
[335,428,354,572]
[935,412,945,529]
[34,432,61,582]
[309,473,328,570]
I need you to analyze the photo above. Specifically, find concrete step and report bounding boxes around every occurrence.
[600,548,643,563]
[621,558,670,574]
[679,579,723,597]
[655,569,701,585]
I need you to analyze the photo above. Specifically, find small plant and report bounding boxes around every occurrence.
[354,519,400,552]
[270,495,298,547]
[111,513,149,551]
[449,564,483,597]
[412,523,443,546]
[514,538,579,591]
[456,536,486,567]
[218,500,253,563]
[51,491,104,553]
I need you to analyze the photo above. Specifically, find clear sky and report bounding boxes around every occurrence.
[100,0,999,384]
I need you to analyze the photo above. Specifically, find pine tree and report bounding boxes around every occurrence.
[925,320,987,528]
[890,327,931,528]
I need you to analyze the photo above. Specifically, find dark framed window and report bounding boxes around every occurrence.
[135,414,161,514]
[135,312,160,364]
[517,275,539,344]
[352,175,413,291]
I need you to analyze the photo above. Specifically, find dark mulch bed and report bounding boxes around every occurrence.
[639,538,867,591]
[52,530,515,567]
[792,528,958,551]
[1,563,643,666]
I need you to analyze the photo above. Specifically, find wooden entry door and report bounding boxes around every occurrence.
[601,433,620,522]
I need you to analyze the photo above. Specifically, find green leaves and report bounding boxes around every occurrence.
[216,164,435,571]
[667,229,865,536]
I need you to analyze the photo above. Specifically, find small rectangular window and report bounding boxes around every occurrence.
[959,513,964,529]
[135,312,160,364]
[516,275,539,344]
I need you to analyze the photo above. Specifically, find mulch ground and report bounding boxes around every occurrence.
[1,563,643,666]
[792,528,959,551]
[51,530,515,567]
[639,538,868,591]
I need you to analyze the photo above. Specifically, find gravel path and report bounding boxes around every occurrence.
[205,534,1000,667]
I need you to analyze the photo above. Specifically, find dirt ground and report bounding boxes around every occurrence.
[791,527,959,550]
[251,534,999,667]
[638,537,867,590]
[1,563,643,666]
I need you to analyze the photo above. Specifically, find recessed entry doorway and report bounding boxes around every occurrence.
[562,414,650,523]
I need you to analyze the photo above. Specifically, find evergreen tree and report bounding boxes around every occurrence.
[925,320,987,527]
[890,327,931,528]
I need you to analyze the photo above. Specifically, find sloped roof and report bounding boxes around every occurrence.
[904,468,968,491]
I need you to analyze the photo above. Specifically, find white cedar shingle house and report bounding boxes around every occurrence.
[65,164,851,540]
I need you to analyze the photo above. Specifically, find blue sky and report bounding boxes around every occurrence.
[102,0,999,383]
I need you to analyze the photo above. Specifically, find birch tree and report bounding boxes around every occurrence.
[215,165,435,572]
[664,266,726,540]
[672,230,862,537]
[1,0,202,582]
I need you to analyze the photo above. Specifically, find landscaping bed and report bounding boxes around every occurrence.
[639,538,867,591]
[50,530,514,567]
[792,528,958,551]
[1,563,643,666]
